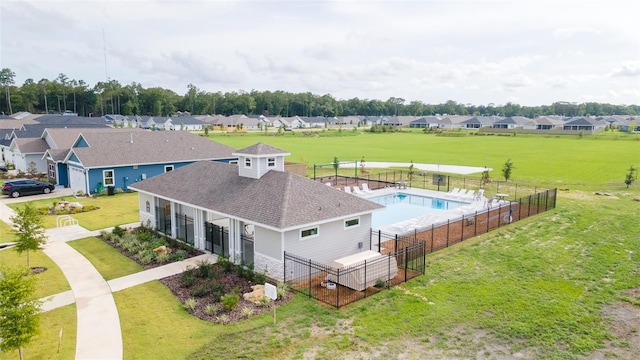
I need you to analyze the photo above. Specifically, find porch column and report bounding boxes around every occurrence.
[170,201,177,239]
[229,219,242,264]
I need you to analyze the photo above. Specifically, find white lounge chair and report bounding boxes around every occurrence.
[459,189,475,201]
[361,183,373,193]
[449,187,461,195]
[474,189,485,201]
[344,186,352,194]
[352,186,365,195]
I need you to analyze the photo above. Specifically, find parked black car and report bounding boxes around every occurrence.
[2,179,55,198]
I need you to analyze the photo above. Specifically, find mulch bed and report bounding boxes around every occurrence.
[98,235,292,324]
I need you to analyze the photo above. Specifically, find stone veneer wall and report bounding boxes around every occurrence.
[254,252,284,282]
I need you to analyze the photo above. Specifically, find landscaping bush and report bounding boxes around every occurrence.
[217,255,233,272]
[192,286,210,298]
[183,298,197,311]
[220,293,239,311]
[112,225,126,237]
[170,249,186,262]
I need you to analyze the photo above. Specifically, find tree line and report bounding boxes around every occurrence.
[1,68,638,118]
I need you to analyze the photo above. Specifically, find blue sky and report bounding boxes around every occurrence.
[1,0,638,106]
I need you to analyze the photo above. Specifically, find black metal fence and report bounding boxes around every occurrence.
[316,170,544,200]
[371,188,557,254]
[284,241,425,309]
[176,214,194,245]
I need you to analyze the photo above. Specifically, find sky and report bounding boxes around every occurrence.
[1,0,638,107]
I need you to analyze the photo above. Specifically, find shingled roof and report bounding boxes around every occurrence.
[233,142,290,156]
[68,131,236,168]
[11,138,49,153]
[129,161,383,231]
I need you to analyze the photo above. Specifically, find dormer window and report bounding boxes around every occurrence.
[267,157,276,167]
[245,157,252,168]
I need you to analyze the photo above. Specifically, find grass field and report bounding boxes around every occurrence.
[67,237,143,280]
[206,130,640,187]
[0,220,13,243]
[0,246,70,298]
[6,192,139,230]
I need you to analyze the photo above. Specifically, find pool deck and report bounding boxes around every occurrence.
[361,187,508,235]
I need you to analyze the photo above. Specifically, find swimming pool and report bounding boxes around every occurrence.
[370,192,466,228]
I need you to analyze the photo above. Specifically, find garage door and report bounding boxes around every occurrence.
[69,167,87,194]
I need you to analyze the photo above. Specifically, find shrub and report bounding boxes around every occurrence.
[216,314,229,325]
[276,282,288,300]
[192,286,209,298]
[181,268,196,288]
[196,260,213,278]
[375,278,386,288]
[205,304,219,315]
[237,262,255,281]
[217,255,233,272]
[241,307,254,318]
[136,249,155,264]
[253,271,267,284]
[171,249,186,262]
[183,298,197,311]
[156,252,170,263]
[210,279,225,301]
[257,296,271,307]
[221,293,239,311]
[112,225,126,237]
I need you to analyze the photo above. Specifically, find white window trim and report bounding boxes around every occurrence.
[299,226,319,240]
[267,157,276,167]
[344,217,360,229]
[103,169,115,186]
[164,165,174,172]
[244,157,252,168]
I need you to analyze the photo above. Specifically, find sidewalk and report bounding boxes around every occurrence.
[1,196,214,360]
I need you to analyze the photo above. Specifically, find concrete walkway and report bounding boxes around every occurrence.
[0,194,215,360]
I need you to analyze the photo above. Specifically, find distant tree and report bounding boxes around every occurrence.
[0,266,42,360]
[0,67,16,114]
[10,203,47,268]
[502,159,515,181]
[333,156,339,182]
[203,125,209,136]
[624,165,636,188]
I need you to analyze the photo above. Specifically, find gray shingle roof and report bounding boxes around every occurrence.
[129,161,383,230]
[12,138,49,153]
[70,131,236,168]
[234,142,289,156]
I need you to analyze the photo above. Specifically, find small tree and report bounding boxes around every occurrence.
[0,266,42,360]
[203,125,209,136]
[502,159,515,181]
[333,156,339,183]
[408,161,414,181]
[27,161,39,178]
[10,203,47,268]
[624,165,636,188]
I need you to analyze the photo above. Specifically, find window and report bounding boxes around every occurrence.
[165,165,174,172]
[300,227,319,239]
[267,157,276,167]
[145,201,150,212]
[345,218,360,228]
[244,157,252,168]
[229,160,238,165]
[133,165,138,169]
[48,164,55,179]
[103,170,114,186]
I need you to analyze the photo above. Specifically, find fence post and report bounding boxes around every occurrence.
[404,247,409,282]
[446,220,450,247]
[284,252,287,283]
[422,242,426,274]
[387,254,391,289]
[474,210,478,235]
[308,259,312,298]
[336,268,340,309]
[431,224,434,253]
[498,204,502,227]
[378,230,382,253]
[364,260,367,298]
[395,234,398,254]
[544,190,549,211]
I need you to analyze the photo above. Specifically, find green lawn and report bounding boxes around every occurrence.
[0,220,13,243]
[67,237,143,280]
[0,247,70,299]
[7,192,139,230]
[0,304,77,360]
[207,131,640,187]
[186,190,640,359]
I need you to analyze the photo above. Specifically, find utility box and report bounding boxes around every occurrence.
[107,186,115,196]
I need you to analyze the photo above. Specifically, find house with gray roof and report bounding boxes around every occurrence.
[460,116,501,129]
[562,117,603,131]
[409,116,441,129]
[60,130,236,195]
[492,116,530,129]
[129,142,383,280]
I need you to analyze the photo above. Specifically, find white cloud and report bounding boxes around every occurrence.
[608,62,640,77]
[553,27,601,40]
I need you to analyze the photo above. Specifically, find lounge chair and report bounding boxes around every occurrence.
[352,186,365,195]
[344,186,352,194]
[459,189,475,201]
[449,187,461,195]
[325,182,332,187]
[361,183,373,193]
[474,189,485,201]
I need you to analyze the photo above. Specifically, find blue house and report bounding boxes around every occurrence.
[57,130,236,195]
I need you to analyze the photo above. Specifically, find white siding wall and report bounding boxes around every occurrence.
[254,227,282,260]
[138,193,155,228]
[283,214,373,265]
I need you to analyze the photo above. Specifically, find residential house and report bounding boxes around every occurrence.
[409,116,441,129]
[438,116,471,129]
[129,142,383,280]
[492,116,530,129]
[460,116,501,129]
[61,130,237,195]
[168,116,206,131]
[562,117,603,131]
[530,116,565,130]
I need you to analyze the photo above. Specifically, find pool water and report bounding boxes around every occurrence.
[370,193,465,228]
